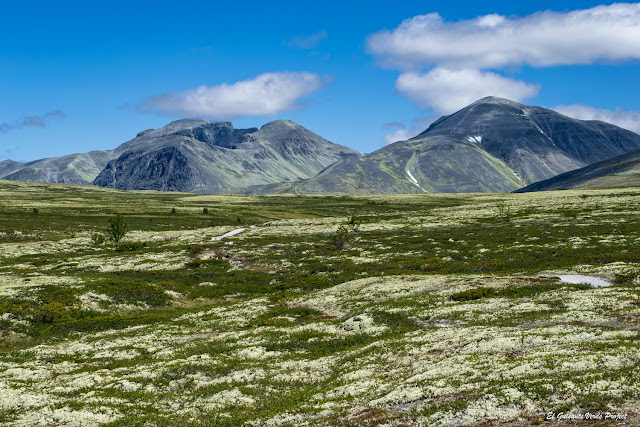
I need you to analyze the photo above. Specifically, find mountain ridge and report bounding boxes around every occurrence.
[265,96,640,194]
[92,119,360,193]
[3,97,640,194]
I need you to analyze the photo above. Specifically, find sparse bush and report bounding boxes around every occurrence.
[559,204,578,218]
[495,201,511,222]
[331,225,350,249]
[106,214,127,245]
[171,207,177,214]
[185,259,207,268]
[32,207,39,214]
[582,253,617,264]
[346,215,361,231]
[32,302,73,324]
[614,271,639,285]
[189,245,204,255]
[450,286,495,301]
[91,232,106,246]
[114,241,147,252]
[94,280,169,306]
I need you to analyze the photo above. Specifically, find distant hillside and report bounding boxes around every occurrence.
[0,151,114,184]
[4,96,640,195]
[273,97,640,194]
[516,149,640,192]
[92,119,360,193]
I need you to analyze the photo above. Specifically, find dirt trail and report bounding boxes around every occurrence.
[211,228,248,241]
[200,225,277,273]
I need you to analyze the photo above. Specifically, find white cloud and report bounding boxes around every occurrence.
[396,68,540,114]
[383,117,435,145]
[554,104,640,134]
[144,72,327,119]
[384,128,414,145]
[288,30,328,49]
[367,3,640,70]
[0,111,66,133]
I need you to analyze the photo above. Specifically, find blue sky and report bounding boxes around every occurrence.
[1,0,639,161]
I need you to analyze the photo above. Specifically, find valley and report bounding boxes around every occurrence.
[1,180,639,425]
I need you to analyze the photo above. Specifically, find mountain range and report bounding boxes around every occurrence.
[247,97,640,194]
[2,97,640,194]
[1,120,359,194]
[92,119,359,193]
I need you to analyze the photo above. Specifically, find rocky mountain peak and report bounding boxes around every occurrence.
[259,119,298,130]
[472,96,523,107]
[133,119,229,139]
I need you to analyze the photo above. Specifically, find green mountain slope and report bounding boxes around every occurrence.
[0,151,114,184]
[92,119,360,193]
[516,149,640,192]
[270,97,640,194]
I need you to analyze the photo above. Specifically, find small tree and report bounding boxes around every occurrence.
[346,215,360,232]
[495,201,511,222]
[331,225,350,249]
[202,207,209,214]
[107,214,127,245]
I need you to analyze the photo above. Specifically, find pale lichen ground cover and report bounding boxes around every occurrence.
[1,182,639,425]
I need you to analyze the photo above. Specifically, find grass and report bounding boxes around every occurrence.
[0,180,639,425]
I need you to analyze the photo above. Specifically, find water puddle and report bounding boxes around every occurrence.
[544,274,614,288]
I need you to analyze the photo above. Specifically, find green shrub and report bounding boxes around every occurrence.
[346,215,361,231]
[202,207,209,214]
[189,245,204,255]
[450,286,495,301]
[495,201,511,222]
[94,280,170,306]
[32,302,73,324]
[371,310,417,332]
[114,241,147,252]
[106,214,127,245]
[614,271,639,285]
[582,253,617,264]
[91,232,106,246]
[331,225,350,249]
[255,304,324,325]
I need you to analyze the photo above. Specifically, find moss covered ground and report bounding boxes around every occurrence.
[1,179,639,425]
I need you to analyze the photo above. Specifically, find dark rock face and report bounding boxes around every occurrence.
[94,147,197,192]
[172,122,257,149]
[422,97,640,184]
[292,97,640,194]
[92,119,360,193]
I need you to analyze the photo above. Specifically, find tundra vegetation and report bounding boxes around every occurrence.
[0,179,639,426]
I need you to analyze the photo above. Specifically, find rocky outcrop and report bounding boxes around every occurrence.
[92,119,360,193]
[281,97,640,194]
